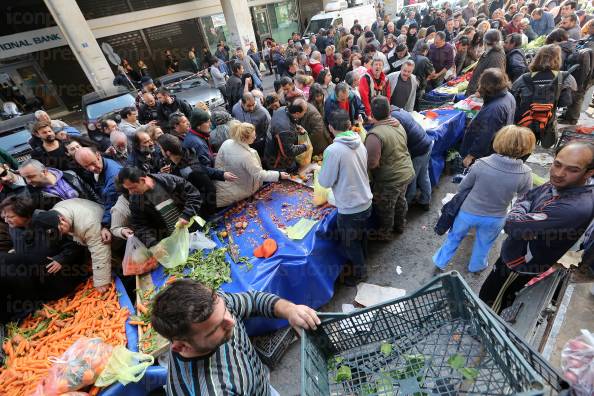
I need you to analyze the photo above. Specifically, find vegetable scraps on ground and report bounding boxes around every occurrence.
[0,279,129,396]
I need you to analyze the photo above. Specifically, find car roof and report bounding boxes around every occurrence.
[82,86,134,105]
[0,113,36,134]
[157,71,194,81]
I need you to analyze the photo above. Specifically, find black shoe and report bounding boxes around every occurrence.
[418,203,430,211]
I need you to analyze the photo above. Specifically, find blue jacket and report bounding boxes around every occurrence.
[390,106,432,157]
[97,157,122,227]
[460,90,515,159]
[530,12,555,37]
[182,129,213,168]
[324,90,366,125]
[502,182,594,273]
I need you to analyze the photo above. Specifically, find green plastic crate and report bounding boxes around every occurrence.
[301,272,567,396]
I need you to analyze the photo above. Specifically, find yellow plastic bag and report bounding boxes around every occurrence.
[296,132,313,166]
[95,346,154,387]
[313,169,330,206]
[150,217,200,268]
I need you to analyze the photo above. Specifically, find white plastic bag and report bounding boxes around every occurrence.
[561,329,594,395]
[122,236,158,275]
[189,230,216,251]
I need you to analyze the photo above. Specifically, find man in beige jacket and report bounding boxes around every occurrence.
[51,198,112,292]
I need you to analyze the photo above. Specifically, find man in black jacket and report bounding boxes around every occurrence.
[226,61,251,111]
[158,134,236,217]
[127,130,165,173]
[19,159,100,209]
[156,88,192,126]
[411,43,435,110]
[30,120,71,171]
[138,92,160,125]
[118,167,203,248]
[263,103,308,172]
[504,33,527,83]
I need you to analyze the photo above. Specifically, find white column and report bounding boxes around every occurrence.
[220,0,257,49]
[43,0,115,92]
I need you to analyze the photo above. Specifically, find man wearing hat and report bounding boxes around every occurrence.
[364,31,381,51]
[387,43,411,73]
[183,108,216,169]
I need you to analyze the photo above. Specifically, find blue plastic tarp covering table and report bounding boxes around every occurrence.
[147,182,344,336]
[425,109,467,185]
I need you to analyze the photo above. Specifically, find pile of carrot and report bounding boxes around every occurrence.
[0,279,129,396]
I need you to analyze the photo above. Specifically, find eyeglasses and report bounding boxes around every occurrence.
[0,168,9,178]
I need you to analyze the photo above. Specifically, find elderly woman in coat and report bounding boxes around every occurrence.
[465,29,506,96]
[215,122,291,207]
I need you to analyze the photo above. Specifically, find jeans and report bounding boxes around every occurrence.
[433,210,505,272]
[406,140,434,205]
[336,205,372,279]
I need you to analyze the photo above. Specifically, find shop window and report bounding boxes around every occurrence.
[201,14,230,55]
[76,0,131,20]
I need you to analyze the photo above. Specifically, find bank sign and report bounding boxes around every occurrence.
[0,27,67,60]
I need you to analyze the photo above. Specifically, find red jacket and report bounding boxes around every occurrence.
[309,61,324,80]
[358,68,391,116]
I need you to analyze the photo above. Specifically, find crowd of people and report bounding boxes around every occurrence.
[1,0,594,394]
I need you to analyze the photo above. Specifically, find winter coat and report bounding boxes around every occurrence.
[386,72,419,112]
[225,75,244,109]
[390,106,432,157]
[26,169,100,209]
[232,101,271,150]
[129,173,202,248]
[358,68,391,116]
[299,103,332,156]
[215,139,280,207]
[263,107,308,171]
[173,147,224,182]
[119,120,142,140]
[466,46,507,96]
[183,129,214,168]
[530,12,555,36]
[110,195,131,240]
[88,130,111,152]
[157,96,192,125]
[502,182,594,273]
[95,157,122,227]
[52,198,112,288]
[506,49,528,83]
[126,148,164,173]
[138,103,160,125]
[324,90,366,126]
[411,53,435,92]
[460,90,516,159]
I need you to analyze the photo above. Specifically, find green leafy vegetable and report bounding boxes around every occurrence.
[459,367,479,380]
[380,342,393,356]
[335,365,352,382]
[447,354,465,370]
[165,248,232,290]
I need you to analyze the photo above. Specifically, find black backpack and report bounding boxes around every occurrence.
[564,47,594,87]
[515,69,574,148]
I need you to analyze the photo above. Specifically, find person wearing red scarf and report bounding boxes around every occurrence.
[358,57,391,116]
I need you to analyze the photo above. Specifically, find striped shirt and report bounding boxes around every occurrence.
[166,291,280,395]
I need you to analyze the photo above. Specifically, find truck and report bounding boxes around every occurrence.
[303,0,377,36]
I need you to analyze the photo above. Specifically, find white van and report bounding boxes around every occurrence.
[303,0,377,36]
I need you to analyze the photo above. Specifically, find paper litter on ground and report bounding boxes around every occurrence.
[558,251,583,268]
[354,283,406,307]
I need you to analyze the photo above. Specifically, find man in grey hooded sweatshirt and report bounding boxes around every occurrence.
[319,109,373,286]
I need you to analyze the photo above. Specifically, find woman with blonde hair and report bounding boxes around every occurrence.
[433,125,535,273]
[295,74,314,100]
[338,34,354,53]
[214,121,290,207]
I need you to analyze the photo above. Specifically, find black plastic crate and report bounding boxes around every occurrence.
[252,326,295,368]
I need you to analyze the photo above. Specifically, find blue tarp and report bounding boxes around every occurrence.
[149,182,344,335]
[425,109,467,185]
[424,86,466,103]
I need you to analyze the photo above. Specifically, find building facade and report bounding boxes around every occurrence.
[1,0,323,114]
